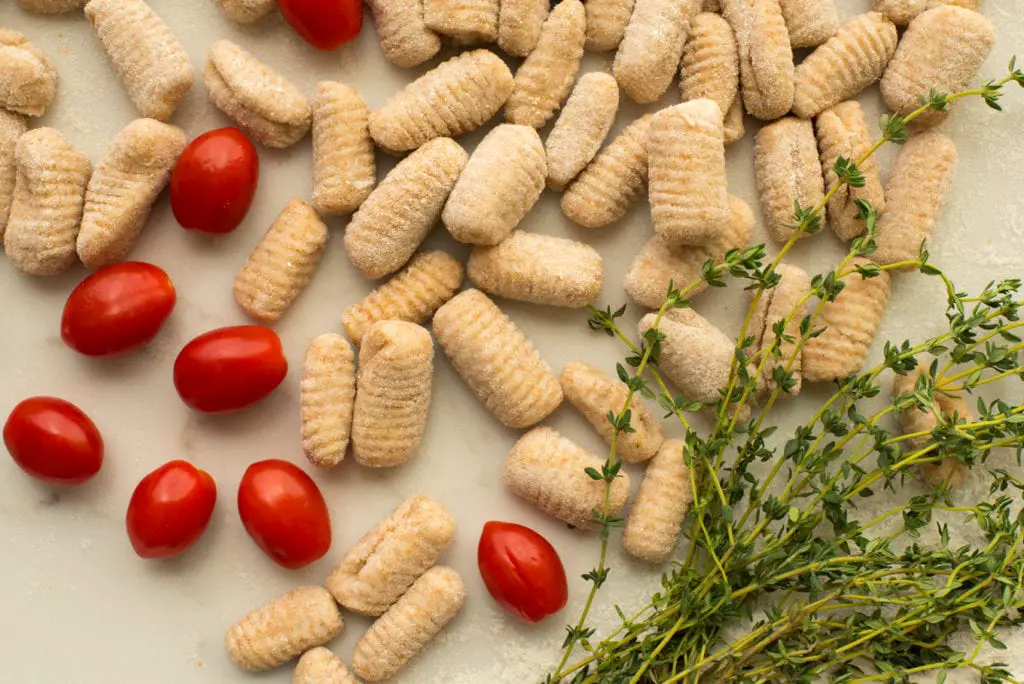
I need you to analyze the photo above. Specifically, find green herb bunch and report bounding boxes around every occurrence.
[549,60,1024,683]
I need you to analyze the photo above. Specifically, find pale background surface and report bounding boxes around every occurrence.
[0,0,1022,682]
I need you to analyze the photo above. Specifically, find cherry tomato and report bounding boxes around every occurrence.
[477,521,568,623]
[3,397,103,485]
[126,460,217,559]
[278,0,362,50]
[173,326,287,413]
[170,127,259,235]
[61,262,176,357]
[237,459,331,569]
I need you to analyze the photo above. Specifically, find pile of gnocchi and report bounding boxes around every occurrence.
[0,0,999,680]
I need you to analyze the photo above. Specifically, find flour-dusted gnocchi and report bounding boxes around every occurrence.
[442,124,546,246]
[205,40,311,149]
[723,95,745,144]
[293,648,358,684]
[76,118,185,270]
[4,129,91,276]
[792,12,898,119]
[649,99,729,248]
[722,0,794,120]
[18,0,86,13]
[585,0,634,51]
[779,0,838,48]
[301,334,356,469]
[614,0,700,104]
[218,0,276,23]
[504,426,632,528]
[233,198,327,322]
[225,586,343,672]
[873,130,957,268]
[84,0,193,121]
[622,439,693,562]
[561,114,652,229]
[344,138,467,280]
[749,263,811,393]
[803,257,892,383]
[0,110,26,241]
[326,494,455,616]
[679,13,740,123]
[880,6,996,126]
[312,82,375,216]
[352,567,466,682]
[423,0,499,43]
[560,361,665,464]
[545,72,619,191]
[467,232,603,307]
[815,100,886,241]
[505,0,586,128]
[754,116,825,244]
[874,0,979,27]
[433,289,563,428]
[498,0,549,56]
[367,0,441,67]
[0,29,56,117]
[370,50,513,152]
[343,251,464,346]
[624,195,754,309]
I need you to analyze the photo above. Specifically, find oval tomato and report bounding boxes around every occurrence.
[126,460,217,559]
[173,326,287,413]
[61,262,176,357]
[3,397,104,485]
[237,459,331,569]
[278,0,362,50]
[478,521,568,623]
[170,127,259,235]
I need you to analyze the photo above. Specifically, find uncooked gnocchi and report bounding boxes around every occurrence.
[779,0,839,48]
[614,0,699,104]
[423,0,499,43]
[679,12,740,123]
[754,116,825,244]
[367,0,441,67]
[585,0,635,51]
[312,82,375,216]
[0,110,27,240]
[301,334,356,469]
[874,0,979,27]
[622,439,694,562]
[293,648,358,684]
[498,0,550,56]
[218,0,276,23]
[545,72,619,191]
[722,0,794,120]
[0,29,56,117]
[749,263,811,393]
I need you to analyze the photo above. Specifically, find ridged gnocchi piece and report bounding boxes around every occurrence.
[585,0,635,51]
[233,197,328,322]
[367,0,441,67]
[4,128,91,276]
[301,334,356,469]
[624,195,754,309]
[352,567,466,682]
[880,6,995,127]
[370,50,513,152]
[723,95,745,145]
[218,0,276,23]
[344,251,464,346]
[76,118,185,269]
[84,0,193,121]
[561,114,652,229]
[442,124,546,246]
[467,232,603,307]
[293,648,358,684]
[351,321,434,468]
[18,0,86,13]
[722,0,794,120]
[225,587,343,672]
[344,138,467,279]
[545,72,619,191]
[503,426,631,528]
[505,0,586,128]
[433,289,563,428]
[614,0,700,104]
[205,40,311,149]
[779,0,838,48]
[0,29,56,117]
[0,110,27,241]
[680,13,740,122]
[622,439,693,562]
[815,100,886,242]
[498,0,549,56]
[754,116,824,244]
[649,99,729,248]
[874,0,979,27]
[792,12,898,118]
[326,494,455,616]
[560,361,664,464]
[749,263,811,393]
[423,0,498,43]
[873,131,957,268]
[803,257,892,382]
[312,82,375,216]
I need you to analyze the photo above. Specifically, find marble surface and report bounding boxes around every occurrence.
[1,0,1023,682]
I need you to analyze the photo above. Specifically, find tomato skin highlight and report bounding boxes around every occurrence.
[61,262,176,357]
[173,326,287,413]
[126,460,217,559]
[170,127,259,235]
[237,459,331,569]
[277,0,363,50]
[477,521,569,623]
[3,397,104,485]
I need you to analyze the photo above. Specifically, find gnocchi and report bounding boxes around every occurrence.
[874,0,979,27]
[585,0,635,51]
[17,0,86,12]
[218,0,276,23]
[749,263,811,393]
[312,82,375,216]
[613,0,700,104]
[366,0,442,67]
[0,29,56,117]
[293,648,358,684]
[301,334,356,469]
[545,72,620,191]
[679,12,740,124]
[754,116,825,244]
[423,0,499,43]
[0,110,27,240]
[498,0,550,56]
[722,0,794,120]
[779,0,839,48]
[622,439,694,562]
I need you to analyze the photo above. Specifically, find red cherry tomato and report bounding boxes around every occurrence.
[237,459,331,569]
[173,326,287,413]
[126,460,217,559]
[61,262,176,357]
[478,521,568,623]
[170,127,259,235]
[278,0,362,50]
[3,397,103,485]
